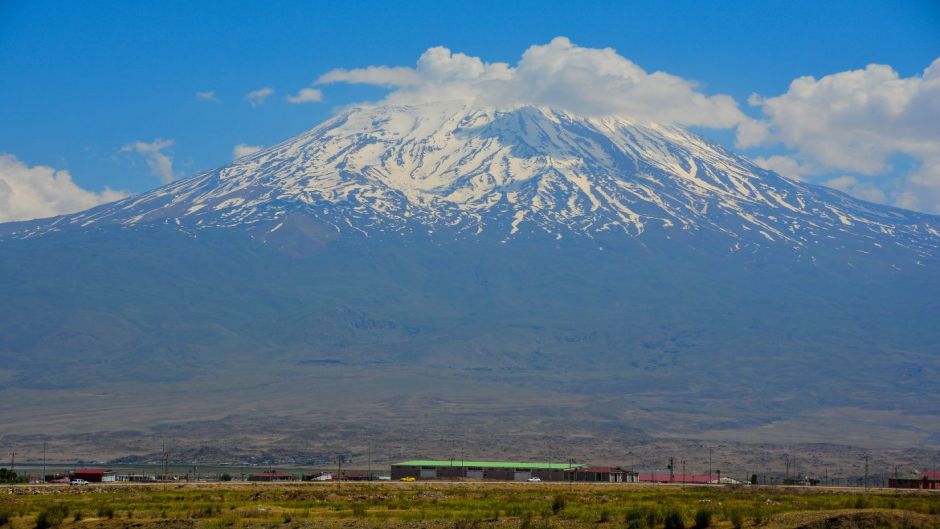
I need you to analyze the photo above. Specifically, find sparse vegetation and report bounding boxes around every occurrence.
[0,482,937,529]
[34,505,68,529]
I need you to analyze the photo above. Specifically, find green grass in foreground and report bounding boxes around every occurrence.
[0,483,938,528]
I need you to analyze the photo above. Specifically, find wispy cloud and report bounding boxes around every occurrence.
[195,90,220,103]
[233,143,263,159]
[286,88,323,104]
[0,154,127,222]
[245,87,274,107]
[121,138,177,183]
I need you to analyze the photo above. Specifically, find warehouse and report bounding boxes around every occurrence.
[391,460,582,481]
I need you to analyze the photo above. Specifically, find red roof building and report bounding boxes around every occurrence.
[70,469,116,483]
[248,471,292,482]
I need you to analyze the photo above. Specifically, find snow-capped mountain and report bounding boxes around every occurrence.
[3,103,940,446]
[9,102,939,262]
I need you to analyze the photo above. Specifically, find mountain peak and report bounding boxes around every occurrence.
[6,103,939,263]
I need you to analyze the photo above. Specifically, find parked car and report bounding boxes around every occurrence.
[399,476,416,482]
[526,477,541,482]
[70,479,89,486]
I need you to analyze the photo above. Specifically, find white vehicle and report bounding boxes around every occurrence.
[70,479,89,486]
[526,477,541,482]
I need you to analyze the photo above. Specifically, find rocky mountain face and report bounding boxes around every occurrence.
[1,102,938,450]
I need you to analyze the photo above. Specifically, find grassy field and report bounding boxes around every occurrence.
[1,482,938,529]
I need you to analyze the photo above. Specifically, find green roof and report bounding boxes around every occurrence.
[393,460,582,470]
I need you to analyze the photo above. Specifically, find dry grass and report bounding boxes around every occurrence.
[0,482,937,529]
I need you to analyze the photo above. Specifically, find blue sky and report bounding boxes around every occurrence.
[1,0,939,220]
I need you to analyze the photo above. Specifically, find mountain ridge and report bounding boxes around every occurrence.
[5,102,939,266]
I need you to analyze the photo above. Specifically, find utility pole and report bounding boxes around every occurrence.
[367,442,372,481]
[162,441,170,490]
[42,442,47,483]
[864,455,869,489]
[681,460,686,485]
[708,448,713,483]
[9,449,14,477]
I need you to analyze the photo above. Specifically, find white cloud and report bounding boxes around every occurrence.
[121,138,177,183]
[825,175,887,204]
[740,58,940,213]
[245,87,274,107]
[196,90,220,103]
[286,87,323,104]
[316,37,751,129]
[752,155,818,181]
[233,143,263,159]
[0,154,127,223]
[317,66,421,87]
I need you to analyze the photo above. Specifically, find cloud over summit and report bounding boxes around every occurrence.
[317,40,940,212]
[317,37,749,129]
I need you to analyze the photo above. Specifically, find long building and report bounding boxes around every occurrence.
[391,460,582,481]
[888,472,940,490]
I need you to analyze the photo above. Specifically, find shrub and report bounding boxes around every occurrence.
[663,509,685,529]
[729,510,744,529]
[598,509,610,523]
[72,511,83,522]
[624,505,645,529]
[751,508,766,526]
[351,504,366,517]
[220,473,233,482]
[692,509,711,529]
[853,496,870,509]
[551,495,566,515]
[35,505,69,529]
[454,518,479,529]
[96,505,115,519]
[0,510,11,527]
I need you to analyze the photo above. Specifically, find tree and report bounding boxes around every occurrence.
[0,468,22,484]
